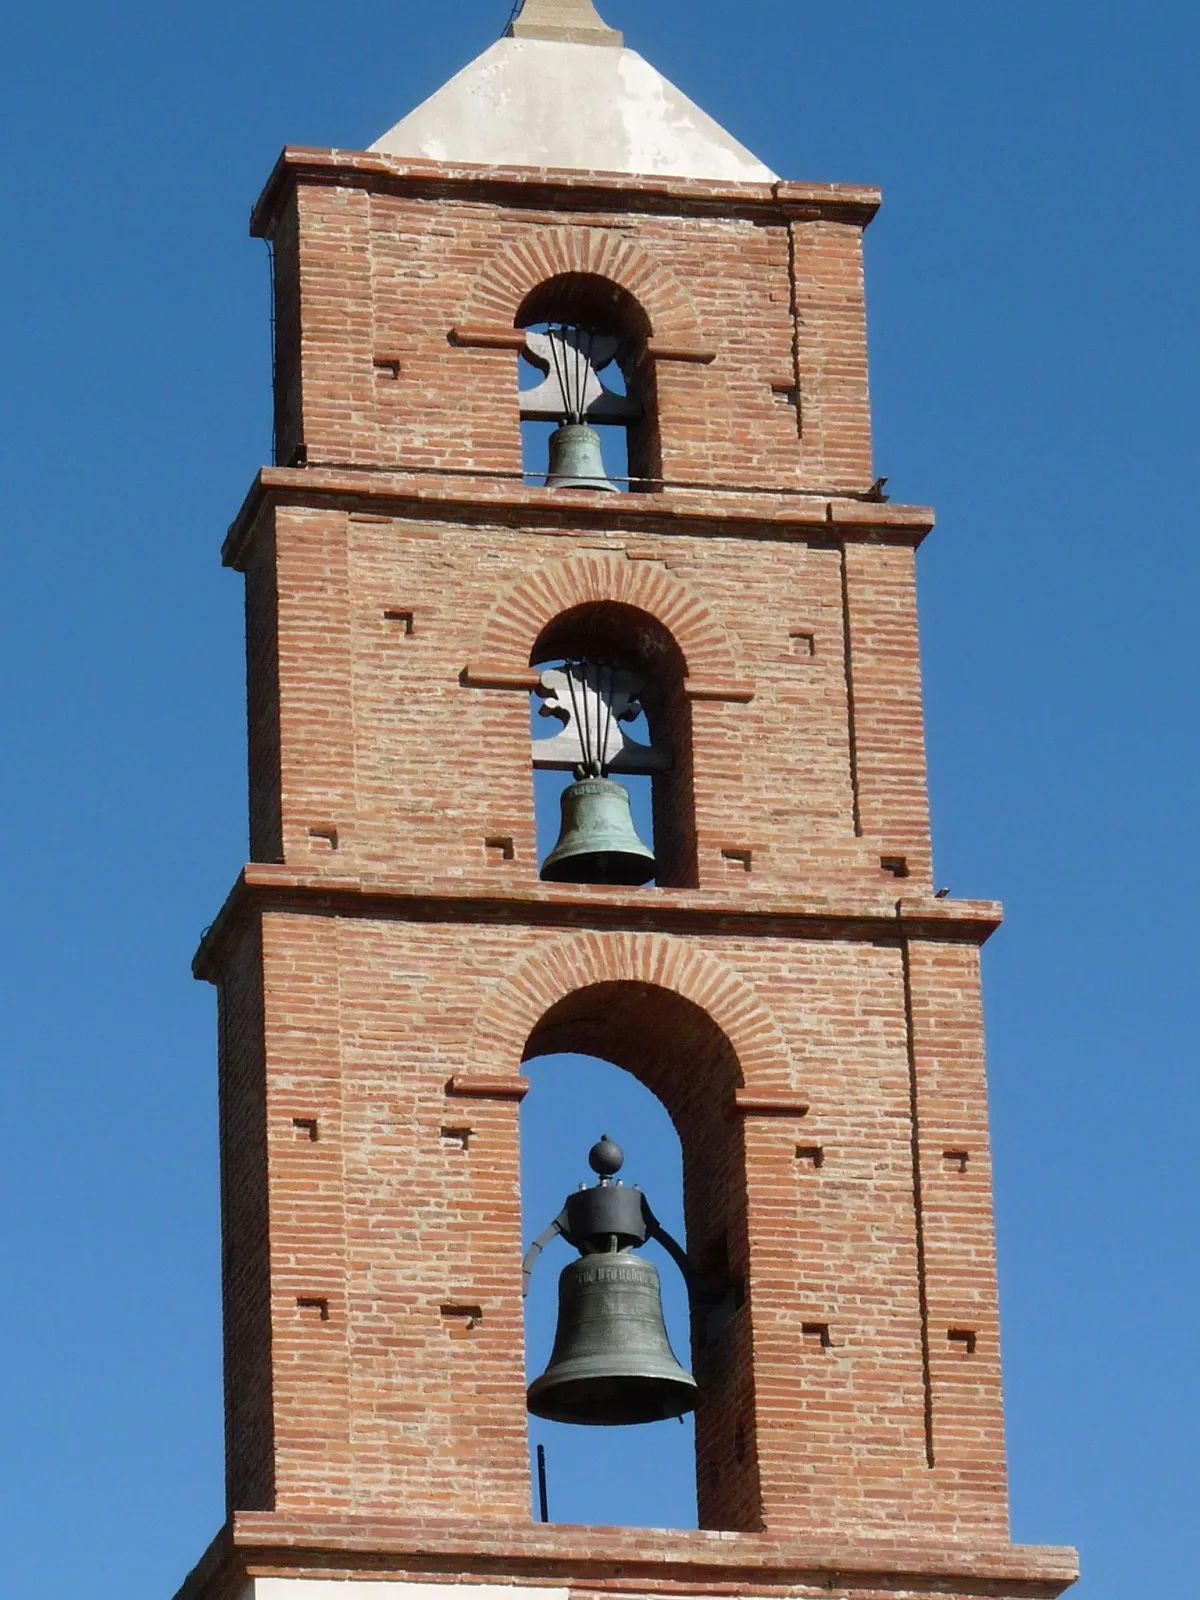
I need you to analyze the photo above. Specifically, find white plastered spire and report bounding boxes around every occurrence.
[370,4,777,184]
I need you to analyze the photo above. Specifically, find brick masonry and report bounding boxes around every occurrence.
[173,138,1076,1600]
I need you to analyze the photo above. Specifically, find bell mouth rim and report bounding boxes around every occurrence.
[526,1371,699,1427]
[539,848,656,885]
[539,774,656,885]
[539,854,655,886]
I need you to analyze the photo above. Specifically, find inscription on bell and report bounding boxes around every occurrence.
[578,1262,644,1285]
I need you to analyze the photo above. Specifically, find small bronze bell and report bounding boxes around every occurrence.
[545,423,619,492]
[523,1137,699,1428]
[540,777,655,886]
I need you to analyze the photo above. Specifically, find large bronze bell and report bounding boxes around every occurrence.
[523,1137,699,1428]
[540,777,656,886]
[528,1252,698,1426]
[545,423,619,492]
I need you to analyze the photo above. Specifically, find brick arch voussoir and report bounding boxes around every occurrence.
[464,227,703,345]
[469,934,793,1094]
[481,555,742,684]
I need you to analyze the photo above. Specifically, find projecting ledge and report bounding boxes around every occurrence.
[249,146,881,240]
[222,467,935,570]
[190,866,1003,982]
[175,1512,1079,1600]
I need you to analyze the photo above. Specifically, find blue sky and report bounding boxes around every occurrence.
[0,2,1196,1597]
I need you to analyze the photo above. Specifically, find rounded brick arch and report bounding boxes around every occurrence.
[481,553,743,685]
[462,226,704,344]
[468,931,793,1094]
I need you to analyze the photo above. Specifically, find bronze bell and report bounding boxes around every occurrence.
[540,776,655,886]
[523,1137,699,1427]
[545,423,619,492]
[528,1252,698,1426]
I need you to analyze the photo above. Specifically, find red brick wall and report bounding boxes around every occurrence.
[212,913,1007,1539]
[200,147,1019,1557]
[237,501,931,899]
[906,939,1008,1490]
[265,166,875,493]
[790,217,874,489]
[216,918,275,1511]
[244,520,282,863]
[270,191,304,468]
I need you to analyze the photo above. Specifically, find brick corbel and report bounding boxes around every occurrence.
[450,325,527,351]
[462,662,542,692]
[446,1073,530,1102]
[684,677,755,704]
[732,1090,812,1120]
[645,338,717,364]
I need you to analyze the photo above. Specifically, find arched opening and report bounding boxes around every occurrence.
[515,273,661,492]
[529,603,698,889]
[518,982,760,1533]
[521,1055,695,1528]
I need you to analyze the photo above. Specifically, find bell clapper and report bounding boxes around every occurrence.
[522,1137,700,1427]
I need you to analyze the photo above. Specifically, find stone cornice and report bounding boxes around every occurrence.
[222,466,934,570]
[249,146,881,238]
[192,863,1002,982]
[175,1512,1078,1600]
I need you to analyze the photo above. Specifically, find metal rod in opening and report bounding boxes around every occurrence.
[536,1442,550,1523]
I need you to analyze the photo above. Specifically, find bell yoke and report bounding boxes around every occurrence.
[523,1137,699,1427]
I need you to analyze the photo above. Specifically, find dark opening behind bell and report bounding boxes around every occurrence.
[545,422,620,492]
[540,776,655,886]
[522,1137,699,1427]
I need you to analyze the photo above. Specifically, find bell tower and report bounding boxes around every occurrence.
[174,3,1078,1599]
